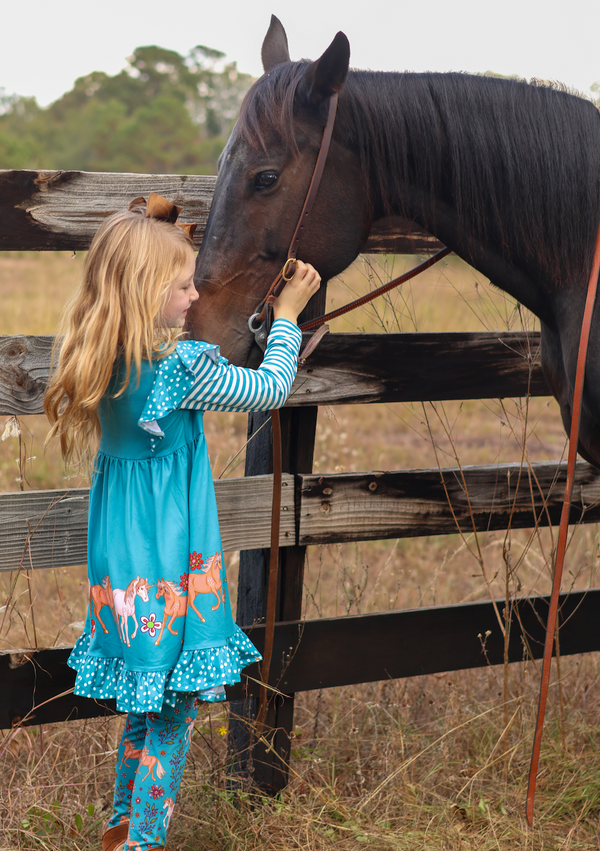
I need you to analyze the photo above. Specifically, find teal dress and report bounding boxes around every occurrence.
[68,319,302,714]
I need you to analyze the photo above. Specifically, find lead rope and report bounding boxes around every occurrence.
[254,94,339,737]
[526,208,600,825]
[255,408,282,737]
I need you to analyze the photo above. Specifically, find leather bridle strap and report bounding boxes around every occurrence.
[299,247,451,331]
[254,94,339,736]
[526,211,600,826]
[287,92,339,272]
[251,93,339,329]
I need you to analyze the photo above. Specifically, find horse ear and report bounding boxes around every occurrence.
[305,32,350,102]
[262,15,291,71]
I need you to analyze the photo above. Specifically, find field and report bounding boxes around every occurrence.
[1,250,600,849]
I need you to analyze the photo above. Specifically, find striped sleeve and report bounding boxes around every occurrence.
[179,318,302,413]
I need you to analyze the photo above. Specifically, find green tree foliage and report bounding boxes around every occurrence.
[0,46,255,174]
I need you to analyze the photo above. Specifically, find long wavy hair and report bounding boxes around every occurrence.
[44,208,194,470]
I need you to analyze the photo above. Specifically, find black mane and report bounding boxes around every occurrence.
[238,66,600,285]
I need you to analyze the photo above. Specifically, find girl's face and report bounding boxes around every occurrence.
[162,250,199,328]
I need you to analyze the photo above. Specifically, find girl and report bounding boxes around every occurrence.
[44,193,320,851]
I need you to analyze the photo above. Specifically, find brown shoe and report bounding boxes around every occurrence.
[102,822,129,851]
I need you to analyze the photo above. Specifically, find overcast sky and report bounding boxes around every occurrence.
[2,0,599,106]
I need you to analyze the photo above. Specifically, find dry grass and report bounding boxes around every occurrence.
[1,251,600,849]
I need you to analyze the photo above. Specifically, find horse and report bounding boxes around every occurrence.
[138,746,165,782]
[154,578,187,646]
[118,737,143,768]
[112,576,151,646]
[187,553,225,622]
[163,798,175,829]
[89,575,115,635]
[190,16,600,467]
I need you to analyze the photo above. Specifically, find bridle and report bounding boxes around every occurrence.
[253,91,449,736]
[248,93,340,345]
[248,92,450,346]
[252,93,600,830]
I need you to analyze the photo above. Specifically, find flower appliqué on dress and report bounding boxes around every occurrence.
[140,613,162,637]
[189,551,204,570]
[149,785,165,800]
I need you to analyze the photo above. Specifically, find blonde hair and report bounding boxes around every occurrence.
[44,208,194,469]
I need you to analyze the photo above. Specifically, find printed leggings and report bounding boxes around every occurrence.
[108,692,199,850]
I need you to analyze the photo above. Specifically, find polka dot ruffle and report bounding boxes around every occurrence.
[166,629,261,695]
[138,342,221,431]
[68,626,260,713]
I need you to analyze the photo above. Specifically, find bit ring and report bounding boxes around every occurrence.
[282,257,297,281]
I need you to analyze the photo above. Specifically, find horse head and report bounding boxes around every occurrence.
[190,17,600,467]
[189,16,371,366]
[136,577,151,602]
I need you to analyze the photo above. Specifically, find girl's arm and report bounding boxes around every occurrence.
[178,318,302,413]
[138,263,320,430]
[178,261,320,413]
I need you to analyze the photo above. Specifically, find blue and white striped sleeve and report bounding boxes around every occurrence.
[180,318,302,412]
[138,319,302,434]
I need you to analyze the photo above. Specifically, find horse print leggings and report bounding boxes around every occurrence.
[108,692,199,850]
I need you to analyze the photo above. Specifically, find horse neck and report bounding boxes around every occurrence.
[126,579,139,602]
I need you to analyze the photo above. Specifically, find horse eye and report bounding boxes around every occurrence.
[255,171,278,190]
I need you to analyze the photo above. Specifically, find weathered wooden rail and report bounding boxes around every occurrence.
[0,169,441,254]
[4,587,600,730]
[1,170,597,794]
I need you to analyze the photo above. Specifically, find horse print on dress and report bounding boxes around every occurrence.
[89,575,116,634]
[112,576,151,646]
[139,746,166,781]
[188,553,225,623]
[163,797,175,829]
[154,579,187,646]
[118,738,143,768]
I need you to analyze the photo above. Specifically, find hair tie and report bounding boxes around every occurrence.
[128,192,197,240]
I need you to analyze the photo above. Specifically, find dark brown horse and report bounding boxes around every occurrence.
[189,16,600,466]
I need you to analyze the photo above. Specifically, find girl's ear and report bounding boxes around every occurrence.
[261,15,291,71]
[304,32,350,103]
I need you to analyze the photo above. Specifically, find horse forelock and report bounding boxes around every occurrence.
[237,64,600,284]
[237,61,325,155]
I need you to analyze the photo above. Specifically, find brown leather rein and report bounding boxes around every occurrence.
[526,212,600,825]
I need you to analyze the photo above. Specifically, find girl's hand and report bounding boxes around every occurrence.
[273,261,321,324]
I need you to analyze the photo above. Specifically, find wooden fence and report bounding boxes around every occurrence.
[2,169,600,792]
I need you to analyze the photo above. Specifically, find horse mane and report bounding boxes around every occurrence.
[161,579,184,596]
[237,66,600,284]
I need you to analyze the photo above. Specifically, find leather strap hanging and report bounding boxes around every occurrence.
[526,211,600,826]
[255,408,283,736]
[252,92,450,736]
[254,94,339,734]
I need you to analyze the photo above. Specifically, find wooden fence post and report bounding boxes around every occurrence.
[227,292,325,793]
